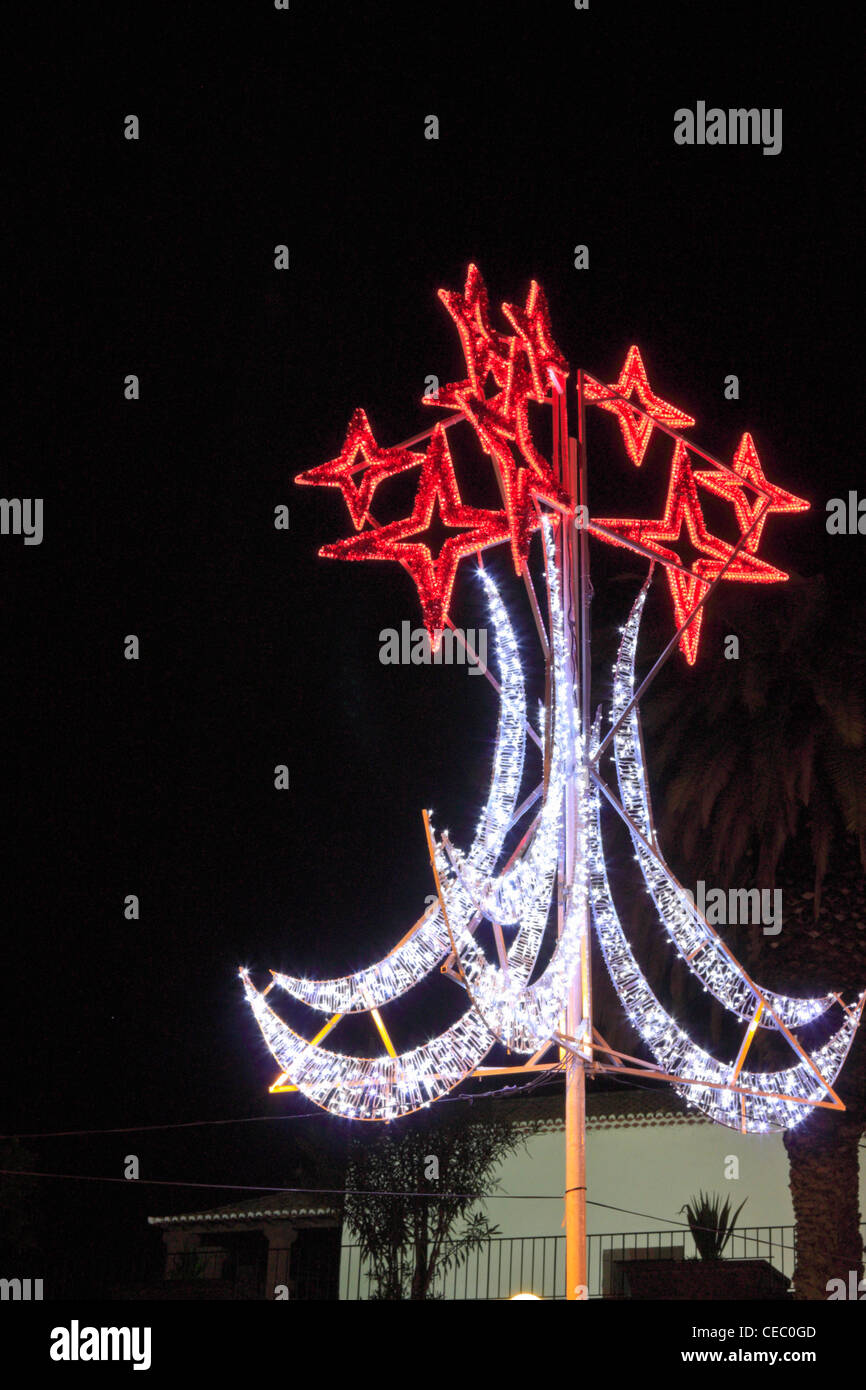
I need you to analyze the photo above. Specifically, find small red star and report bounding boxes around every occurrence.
[694,432,809,552]
[295,408,424,530]
[584,345,695,466]
[590,442,787,662]
[319,424,515,642]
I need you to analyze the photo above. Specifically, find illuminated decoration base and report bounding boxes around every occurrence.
[241,267,860,1178]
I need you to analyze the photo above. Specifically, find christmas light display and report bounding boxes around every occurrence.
[296,408,425,531]
[589,441,788,662]
[610,582,834,1029]
[583,345,695,466]
[240,266,861,1289]
[694,432,810,553]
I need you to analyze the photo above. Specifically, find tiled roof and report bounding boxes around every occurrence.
[148,1191,342,1228]
[490,1086,704,1132]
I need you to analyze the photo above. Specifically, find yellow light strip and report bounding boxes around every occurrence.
[370,1008,397,1058]
[310,1013,342,1047]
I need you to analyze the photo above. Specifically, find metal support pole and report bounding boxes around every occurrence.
[560,377,590,1301]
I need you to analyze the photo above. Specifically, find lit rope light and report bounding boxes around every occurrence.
[610,585,834,1030]
[588,714,864,1133]
[434,516,590,1054]
[240,970,496,1122]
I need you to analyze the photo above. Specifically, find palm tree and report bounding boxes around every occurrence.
[631,572,866,1299]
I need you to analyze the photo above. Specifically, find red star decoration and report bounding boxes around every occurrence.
[295,408,424,530]
[589,442,788,663]
[432,264,511,407]
[584,345,695,466]
[452,367,570,571]
[501,279,569,401]
[318,424,515,643]
[694,432,809,552]
[428,268,570,412]
[423,267,571,571]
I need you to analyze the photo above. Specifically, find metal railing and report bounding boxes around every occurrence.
[339,1223,855,1300]
[20,1223,865,1300]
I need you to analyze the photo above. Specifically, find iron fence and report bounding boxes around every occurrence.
[17,1223,866,1300]
[339,1223,862,1300]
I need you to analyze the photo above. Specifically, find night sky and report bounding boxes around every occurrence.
[3,3,863,1283]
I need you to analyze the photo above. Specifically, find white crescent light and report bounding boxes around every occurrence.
[589,711,864,1133]
[611,583,834,1030]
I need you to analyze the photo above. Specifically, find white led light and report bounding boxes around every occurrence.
[610,587,833,1030]
[588,711,863,1133]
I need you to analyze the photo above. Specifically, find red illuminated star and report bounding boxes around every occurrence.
[501,279,570,401]
[584,345,695,466]
[452,363,570,571]
[694,432,809,552]
[318,424,515,642]
[432,263,511,406]
[590,442,787,662]
[295,408,424,530]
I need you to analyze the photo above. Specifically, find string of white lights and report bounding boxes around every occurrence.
[269,564,528,1014]
[610,586,833,1030]
[240,970,496,1121]
[588,713,864,1132]
[240,532,562,1118]
[433,515,590,1054]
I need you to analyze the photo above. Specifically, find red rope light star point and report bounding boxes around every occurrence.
[318,424,515,643]
[590,441,787,662]
[694,432,810,552]
[296,408,424,531]
[585,345,695,466]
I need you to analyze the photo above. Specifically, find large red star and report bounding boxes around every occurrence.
[694,432,810,552]
[451,360,570,571]
[318,424,515,642]
[424,267,570,570]
[295,408,424,530]
[584,345,695,466]
[501,279,569,402]
[432,263,511,406]
[590,442,787,662]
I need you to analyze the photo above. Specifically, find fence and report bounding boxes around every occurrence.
[17,1223,865,1300]
[339,1223,847,1300]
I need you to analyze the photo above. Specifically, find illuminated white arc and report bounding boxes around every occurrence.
[434,515,588,1054]
[611,586,834,1031]
[241,970,495,1121]
[588,716,863,1133]
[241,540,565,1118]
[270,564,527,1015]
